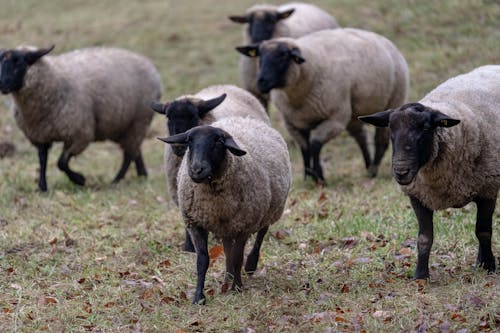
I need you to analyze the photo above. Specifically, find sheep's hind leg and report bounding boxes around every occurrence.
[57,148,85,186]
[35,143,52,192]
[112,152,133,183]
[371,127,390,177]
[134,151,148,177]
[245,226,269,275]
[183,228,195,252]
[474,197,496,273]
[188,226,209,305]
[410,196,434,280]
[310,140,325,185]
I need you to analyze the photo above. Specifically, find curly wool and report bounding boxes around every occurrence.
[165,84,270,205]
[400,65,500,210]
[176,117,291,239]
[11,46,162,158]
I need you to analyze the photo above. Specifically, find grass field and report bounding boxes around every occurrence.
[0,0,499,332]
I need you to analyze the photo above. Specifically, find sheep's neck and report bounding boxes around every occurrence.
[281,63,315,109]
[12,60,67,118]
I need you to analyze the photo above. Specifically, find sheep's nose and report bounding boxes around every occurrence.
[394,168,410,177]
[192,165,204,176]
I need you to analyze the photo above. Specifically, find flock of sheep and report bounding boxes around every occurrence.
[0,2,498,305]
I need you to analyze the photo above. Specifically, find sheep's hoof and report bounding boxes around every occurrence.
[367,164,378,178]
[192,294,206,305]
[70,173,86,186]
[477,260,496,273]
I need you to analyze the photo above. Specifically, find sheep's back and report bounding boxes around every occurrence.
[55,48,162,140]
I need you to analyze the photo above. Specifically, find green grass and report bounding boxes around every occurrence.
[1,0,499,331]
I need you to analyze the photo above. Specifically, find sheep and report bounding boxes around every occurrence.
[359,65,500,279]
[0,45,162,191]
[158,116,291,304]
[229,2,339,108]
[151,84,270,252]
[236,28,409,184]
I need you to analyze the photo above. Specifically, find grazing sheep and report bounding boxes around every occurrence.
[229,2,339,108]
[0,45,162,191]
[237,28,409,184]
[159,116,291,304]
[359,65,500,279]
[151,84,270,252]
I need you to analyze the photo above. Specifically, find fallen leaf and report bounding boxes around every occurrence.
[62,228,75,247]
[158,259,171,268]
[39,296,58,306]
[451,312,466,322]
[83,303,92,313]
[341,237,359,249]
[373,310,392,322]
[398,247,412,256]
[48,237,57,245]
[175,330,187,333]
[209,244,224,260]
[341,284,350,293]
[273,230,290,240]
[2,307,11,313]
[103,302,115,308]
[318,192,327,203]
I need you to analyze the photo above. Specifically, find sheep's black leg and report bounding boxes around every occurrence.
[134,152,148,177]
[229,235,247,291]
[183,228,195,252]
[245,226,269,275]
[371,127,390,177]
[410,196,434,279]
[223,238,236,285]
[112,152,133,183]
[474,197,496,273]
[35,143,51,192]
[57,150,85,186]
[298,129,314,180]
[188,226,209,305]
[346,121,371,172]
[310,140,325,185]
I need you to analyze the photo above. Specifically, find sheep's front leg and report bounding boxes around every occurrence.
[371,127,390,177]
[245,226,268,275]
[285,123,313,180]
[223,235,248,292]
[57,147,85,186]
[35,143,52,192]
[474,197,496,273]
[188,226,209,304]
[410,196,434,279]
[310,115,349,185]
[346,120,371,172]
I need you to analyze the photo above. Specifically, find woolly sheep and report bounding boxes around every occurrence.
[159,116,291,304]
[237,28,409,184]
[359,65,500,278]
[0,45,162,191]
[229,2,339,108]
[151,84,270,252]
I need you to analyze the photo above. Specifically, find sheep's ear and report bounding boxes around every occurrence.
[25,45,55,65]
[236,45,259,58]
[229,15,249,24]
[430,111,460,128]
[290,49,305,64]
[358,109,393,127]
[198,93,226,117]
[150,101,168,115]
[158,132,189,144]
[277,8,295,20]
[224,136,246,156]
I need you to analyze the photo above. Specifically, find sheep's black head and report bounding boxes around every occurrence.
[229,8,295,44]
[150,93,226,156]
[158,125,246,184]
[0,45,54,94]
[359,103,460,185]
[236,40,305,94]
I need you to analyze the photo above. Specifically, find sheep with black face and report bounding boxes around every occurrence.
[359,65,500,279]
[159,117,291,304]
[0,45,162,191]
[229,2,339,108]
[151,84,269,252]
[237,28,409,184]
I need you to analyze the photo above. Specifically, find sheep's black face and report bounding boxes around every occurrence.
[229,9,295,44]
[256,42,305,94]
[0,50,30,94]
[158,125,247,184]
[166,100,201,156]
[358,103,460,186]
